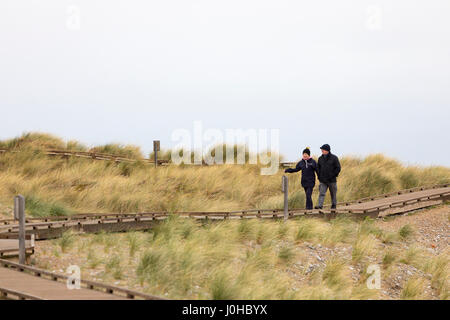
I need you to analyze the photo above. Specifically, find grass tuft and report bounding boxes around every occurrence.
[400,246,424,269]
[210,272,240,300]
[423,254,449,299]
[401,277,425,300]
[322,258,351,294]
[398,224,414,240]
[126,232,141,257]
[25,195,71,217]
[382,249,396,268]
[278,246,295,263]
[295,219,317,241]
[57,231,75,253]
[352,234,377,263]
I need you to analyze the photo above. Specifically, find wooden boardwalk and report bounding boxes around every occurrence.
[0,184,448,241]
[339,186,450,216]
[0,259,163,300]
[0,267,124,300]
[0,239,34,258]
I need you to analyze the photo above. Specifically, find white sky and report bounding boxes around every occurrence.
[1,0,449,165]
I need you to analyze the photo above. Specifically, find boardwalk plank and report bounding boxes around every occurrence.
[0,267,127,300]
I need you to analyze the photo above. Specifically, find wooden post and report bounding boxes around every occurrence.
[282,176,288,221]
[14,195,26,264]
[153,140,160,168]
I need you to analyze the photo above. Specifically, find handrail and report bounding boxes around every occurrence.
[0,258,165,300]
[0,148,169,165]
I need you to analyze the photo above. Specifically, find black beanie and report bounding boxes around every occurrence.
[320,144,331,152]
[302,147,311,156]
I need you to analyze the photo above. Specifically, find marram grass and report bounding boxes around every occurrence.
[8,133,448,300]
[1,133,449,217]
[34,213,449,300]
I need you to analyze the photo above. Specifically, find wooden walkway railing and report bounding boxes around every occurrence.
[0,148,169,165]
[0,258,165,300]
[0,238,34,259]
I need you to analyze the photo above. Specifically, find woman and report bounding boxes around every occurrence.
[284,147,318,210]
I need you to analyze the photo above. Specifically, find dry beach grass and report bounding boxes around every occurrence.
[0,133,449,300]
[0,133,449,217]
[30,206,449,300]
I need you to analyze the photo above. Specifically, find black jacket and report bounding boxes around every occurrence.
[317,152,341,183]
[285,158,318,187]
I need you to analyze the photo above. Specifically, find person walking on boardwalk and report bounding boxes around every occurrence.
[284,147,318,210]
[315,144,341,210]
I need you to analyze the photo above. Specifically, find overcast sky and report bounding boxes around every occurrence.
[1,0,449,165]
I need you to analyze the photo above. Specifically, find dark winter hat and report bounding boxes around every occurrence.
[320,144,331,152]
[302,147,311,156]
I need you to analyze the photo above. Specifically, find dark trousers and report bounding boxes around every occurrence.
[303,186,314,210]
[318,182,337,208]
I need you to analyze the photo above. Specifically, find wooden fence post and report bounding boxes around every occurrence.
[153,140,160,168]
[282,176,289,221]
[14,195,26,264]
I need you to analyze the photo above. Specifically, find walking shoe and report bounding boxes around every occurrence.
[314,206,322,210]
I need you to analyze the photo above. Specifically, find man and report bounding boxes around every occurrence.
[284,147,318,210]
[315,144,341,210]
